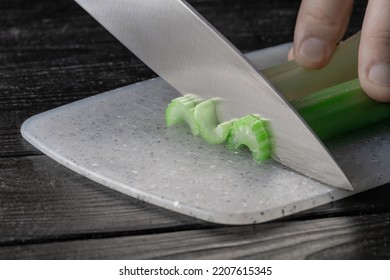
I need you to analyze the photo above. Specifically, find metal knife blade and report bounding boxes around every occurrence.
[75,0,353,190]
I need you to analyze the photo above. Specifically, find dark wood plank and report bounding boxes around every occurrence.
[2,214,389,259]
[1,0,155,157]
[0,156,209,244]
[0,110,42,158]
[1,155,390,246]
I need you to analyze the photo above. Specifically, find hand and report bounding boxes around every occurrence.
[289,0,390,102]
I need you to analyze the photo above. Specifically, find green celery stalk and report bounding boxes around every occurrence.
[263,32,360,101]
[292,79,390,140]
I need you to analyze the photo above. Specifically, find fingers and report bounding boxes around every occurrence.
[291,0,389,101]
[359,0,390,102]
[293,0,354,69]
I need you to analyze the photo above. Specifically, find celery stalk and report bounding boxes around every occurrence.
[262,32,360,101]
[292,79,390,140]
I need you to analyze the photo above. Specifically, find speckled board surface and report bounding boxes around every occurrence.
[21,45,390,224]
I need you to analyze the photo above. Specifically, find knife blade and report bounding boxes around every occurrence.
[75,0,353,190]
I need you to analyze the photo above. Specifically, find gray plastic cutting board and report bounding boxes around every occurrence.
[21,43,390,225]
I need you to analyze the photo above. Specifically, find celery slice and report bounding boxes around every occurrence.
[194,99,234,144]
[165,96,272,162]
[165,94,202,135]
[292,79,390,140]
[226,115,272,163]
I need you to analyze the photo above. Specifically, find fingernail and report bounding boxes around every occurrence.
[299,37,327,64]
[368,64,390,87]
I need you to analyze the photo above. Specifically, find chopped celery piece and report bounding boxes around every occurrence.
[165,96,272,162]
[292,79,390,140]
[263,32,360,101]
[227,115,272,163]
[194,99,234,144]
[165,94,202,135]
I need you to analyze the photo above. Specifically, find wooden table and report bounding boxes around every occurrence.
[1,0,389,259]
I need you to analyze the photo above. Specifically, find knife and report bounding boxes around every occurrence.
[74,0,353,191]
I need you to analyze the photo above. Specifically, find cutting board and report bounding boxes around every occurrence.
[21,43,390,224]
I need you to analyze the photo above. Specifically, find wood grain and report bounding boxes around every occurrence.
[2,214,389,259]
[0,156,209,244]
[1,156,389,246]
